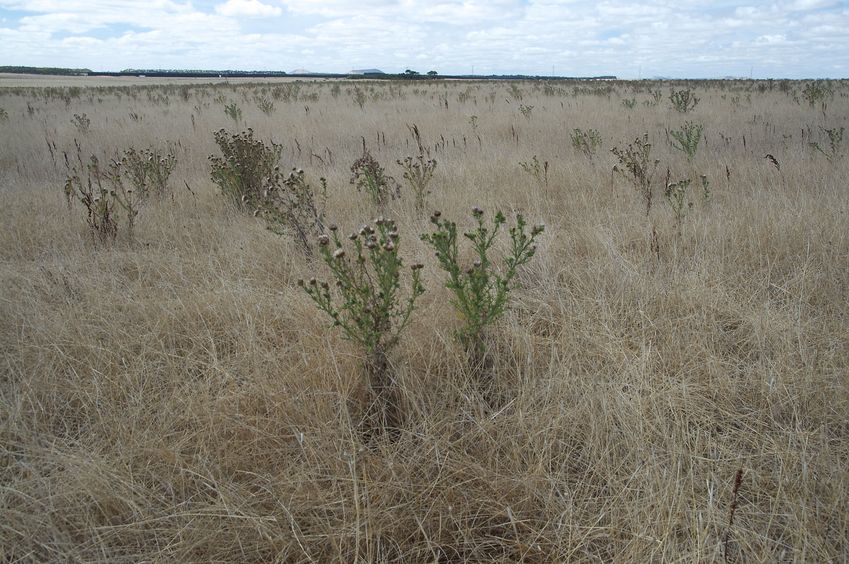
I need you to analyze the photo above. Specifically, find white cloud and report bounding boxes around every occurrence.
[215,0,282,17]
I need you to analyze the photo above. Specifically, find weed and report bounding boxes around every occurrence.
[350,143,399,207]
[209,128,282,210]
[810,127,844,162]
[71,113,91,133]
[664,177,692,237]
[519,104,534,120]
[622,98,637,110]
[801,81,832,111]
[257,168,327,256]
[0,108,8,122]
[421,207,544,355]
[119,146,177,200]
[571,128,603,159]
[397,125,437,211]
[518,155,549,188]
[255,96,275,115]
[612,133,660,215]
[352,87,367,110]
[300,218,424,431]
[224,101,242,124]
[669,89,699,113]
[669,121,704,162]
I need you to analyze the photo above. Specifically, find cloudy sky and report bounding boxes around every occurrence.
[0,1,847,78]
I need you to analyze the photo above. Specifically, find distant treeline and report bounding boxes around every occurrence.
[0,66,93,75]
[0,65,616,81]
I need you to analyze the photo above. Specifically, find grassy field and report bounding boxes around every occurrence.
[1,76,848,562]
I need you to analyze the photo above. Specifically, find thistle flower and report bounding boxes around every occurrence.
[333,248,345,259]
[318,234,330,246]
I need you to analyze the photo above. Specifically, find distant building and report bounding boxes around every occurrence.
[349,69,385,75]
[290,69,315,75]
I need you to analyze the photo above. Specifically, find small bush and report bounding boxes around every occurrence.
[612,133,660,216]
[300,219,424,432]
[571,128,603,159]
[256,168,326,256]
[518,155,549,188]
[669,89,699,113]
[209,128,282,210]
[669,121,704,162]
[119,146,177,200]
[397,125,437,211]
[350,144,399,207]
[71,113,91,133]
[421,207,544,354]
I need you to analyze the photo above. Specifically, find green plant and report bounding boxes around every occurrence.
[810,127,844,162]
[255,96,275,115]
[209,128,282,210]
[622,98,637,110]
[669,89,699,113]
[571,128,602,159]
[350,144,399,207]
[300,218,424,431]
[397,124,437,211]
[352,86,367,110]
[256,168,327,256]
[669,121,704,162]
[664,177,692,238]
[801,81,832,110]
[518,155,549,188]
[119,146,177,200]
[612,133,660,216]
[421,207,544,353]
[71,112,90,133]
[224,101,242,124]
[519,104,534,119]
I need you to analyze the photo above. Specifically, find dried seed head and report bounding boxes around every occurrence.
[329,224,338,231]
[472,205,483,216]
[297,279,305,287]
[384,241,395,252]
[473,259,482,268]
[318,235,330,246]
[348,232,358,241]
[309,277,317,286]
[333,248,345,259]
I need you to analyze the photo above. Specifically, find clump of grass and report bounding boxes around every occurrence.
[224,101,242,124]
[255,96,275,115]
[209,128,282,210]
[571,128,602,159]
[612,133,660,215]
[350,143,399,207]
[256,167,326,256]
[421,207,544,367]
[300,218,424,433]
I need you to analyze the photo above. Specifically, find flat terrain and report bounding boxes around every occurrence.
[1,76,848,561]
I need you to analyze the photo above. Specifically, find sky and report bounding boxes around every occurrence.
[0,1,847,78]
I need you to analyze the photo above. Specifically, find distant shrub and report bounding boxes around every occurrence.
[350,144,399,207]
[612,133,660,215]
[669,121,704,162]
[119,146,177,200]
[669,89,699,113]
[571,128,602,159]
[256,168,327,256]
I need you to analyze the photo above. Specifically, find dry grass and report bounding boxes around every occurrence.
[1,77,848,562]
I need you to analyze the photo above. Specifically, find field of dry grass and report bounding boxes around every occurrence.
[1,76,848,562]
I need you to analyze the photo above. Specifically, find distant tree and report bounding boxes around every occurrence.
[404,69,420,76]
[427,70,438,76]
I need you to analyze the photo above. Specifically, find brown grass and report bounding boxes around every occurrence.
[1,77,848,561]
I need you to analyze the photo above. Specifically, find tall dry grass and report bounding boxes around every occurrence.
[1,77,848,561]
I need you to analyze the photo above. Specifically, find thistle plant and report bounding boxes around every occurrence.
[397,125,437,211]
[519,104,534,119]
[224,101,242,124]
[119,146,177,200]
[350,144,399,207]
[255,96,275,115]
[664,177,692,238]
[71,113,91,133]
[669,121,704,162]
[612,133,660,216]
[0,108,8,122]
[622,98,637,110]
[571,128,602,159]
[421,207,544,354]
[300,219,424,431]
[810,127,844,162]
[801,80,832,111]
[257,168,327,256]
[64,153,118,242]
[518,155,549,189]
[209,128,282,210]
[669,89,699,113]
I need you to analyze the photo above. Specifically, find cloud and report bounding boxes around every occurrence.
[215,0,282,17]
